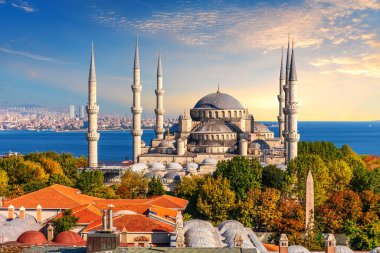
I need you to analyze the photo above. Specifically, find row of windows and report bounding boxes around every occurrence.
[191,110,246,118]
[192,133,236,141]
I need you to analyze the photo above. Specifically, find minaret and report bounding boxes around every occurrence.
[283,36,291,156]
[86,43,100,168]
[131,35,143,162]
[306,170,314,232]
[286,40,300,161]
[278,46,285,143]
[155,51,165,140]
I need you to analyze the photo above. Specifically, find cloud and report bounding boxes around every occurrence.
[0,47,69,64]
[0,0,6,4]
[11,1,36,13]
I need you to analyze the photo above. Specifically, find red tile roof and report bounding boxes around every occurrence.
[53,231,86,246]
[17,231,47,245]
[263,243,280,251]
[83,214,174,233]
[147,195,188,210]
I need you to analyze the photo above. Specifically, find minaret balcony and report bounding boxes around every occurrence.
[155,108,165,115]
[155,89,165,96]
[131,107,143,114]
[286,104,299,114]
[86,132,100,141]
[155,127,165,135]
[277,116,284,122]
[131,85,142,92]
[277,95,284,102]
[86,105,99,114]
[283,85,289,91]
[131,129,143,136]
[287,133,300,142]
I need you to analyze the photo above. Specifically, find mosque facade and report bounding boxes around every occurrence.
[86,36,300,172]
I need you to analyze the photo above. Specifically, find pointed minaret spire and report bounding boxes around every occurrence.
[134,34,140,69]
[155,50,165,140]
[283,34,291,159]
[131,35,143,161]
[286,38,300,162]
[217,83,220,93]
[86,42,100,168]
[278,46,285,144]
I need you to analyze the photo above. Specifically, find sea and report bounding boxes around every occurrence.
[0,121,379,162]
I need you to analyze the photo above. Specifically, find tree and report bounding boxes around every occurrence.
[147,177,165,197]
[287,154,331,205]
[76,169,104,194]
[214,156,262,200]
[298,141,343,162]
[117,169,148,199]
[39,156,64,175]
[48,174,74,187]
[262,165,285,190]
[23,180,48,193]
[254,188,281,231]
[197,176,235,225]
[327,159,352,192]
[52,209,79,233]
[89,186,118,199]
[0,170,9,196]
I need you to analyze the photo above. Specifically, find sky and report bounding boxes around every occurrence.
[0,0,379,121]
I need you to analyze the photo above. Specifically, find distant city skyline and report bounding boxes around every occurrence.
[0,0,380,121]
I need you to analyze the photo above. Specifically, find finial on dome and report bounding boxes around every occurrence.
[217,83,220,93]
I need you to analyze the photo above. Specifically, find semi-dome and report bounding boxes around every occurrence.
[253,122,270,133]
[167,162,183,170]
[185,162,199,171]
[149,162,165,171]
[53,231,85,245]
[195,121,233,133]
[144,171,162,179]
[249,142,261,149]
[288,245,310,253]
[158,140,175,149]
[336,246,354,253]
[202,157,218,165]
[163,172,181,181]
[131,163,148,172]
[17,231,47,245]
[194,92,245,110]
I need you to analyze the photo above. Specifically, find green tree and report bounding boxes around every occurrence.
[89,186,118,199]
[214,156,262,200]
[23,180,48,193]
[298,141,343,161]
[327,159,353,192]
[0,170,9,196]
[262,165,285,190]
[76,169,104,194]
[48,174,74,187]
[52,209,79,233]
[117,169,148,199]
[287,154,331,205]
[147,177,165,197]
[197,176,235,225]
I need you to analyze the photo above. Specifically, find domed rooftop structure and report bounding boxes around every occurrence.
[218,220,246,234]
[144,171,162,179]
[184,219,214,233]
[131,163,148,172]
[370,247,380,253]
[163,172,181,181]
[158,140,175,149]
[195,121,233,133]
[167,162,183,171]
[249,142,261,149]
[149,162,165,171]
[17,231,47,245]
[288,245,310,253]
[0,214,6,225]
[185,162,199,172]
[253,122,271,133]
[194,92,245,110]
[336,246,354,253]
[53,231,85,245]
[202,157,218,165]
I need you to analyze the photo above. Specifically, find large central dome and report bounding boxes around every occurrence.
[193,92,245,110]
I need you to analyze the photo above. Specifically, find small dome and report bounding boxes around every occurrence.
[158,140,175,149]
[131,163,148,172]
[144,171,162,179]
[167,162,183,170]
[288,245,310,253]
[254,122,270,133]
[17,231,47,245]
[149,162,165,171]
[202,158,218,165]
[370,247,380,253]
[53,231,85,245]
[113,210,137,216]
[336,246,354,253]
[185,163,199,171]
[249,142,261,149]
[194,92,245,110]
[163,172,181,181]
[195,122,232,133]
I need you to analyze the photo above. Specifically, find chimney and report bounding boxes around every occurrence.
[326,234,336,253]
[47,224,54,241]
[8,205,15,219]
[36,204,42,222]
[19,206,26,219]
[108,205,114,231]
[102,210,108,231]
[121,227,128,243]
[279,234,289,253]
[234,233,243,248]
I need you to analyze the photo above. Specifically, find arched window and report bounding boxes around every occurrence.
[222,111,225,117]
[228,111,231,118]
[215,111,219,118]
[239,111,242,117]
[209,111,212,118]
[234,111,237,117]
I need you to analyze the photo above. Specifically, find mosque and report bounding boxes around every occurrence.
[85,36,300,172]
